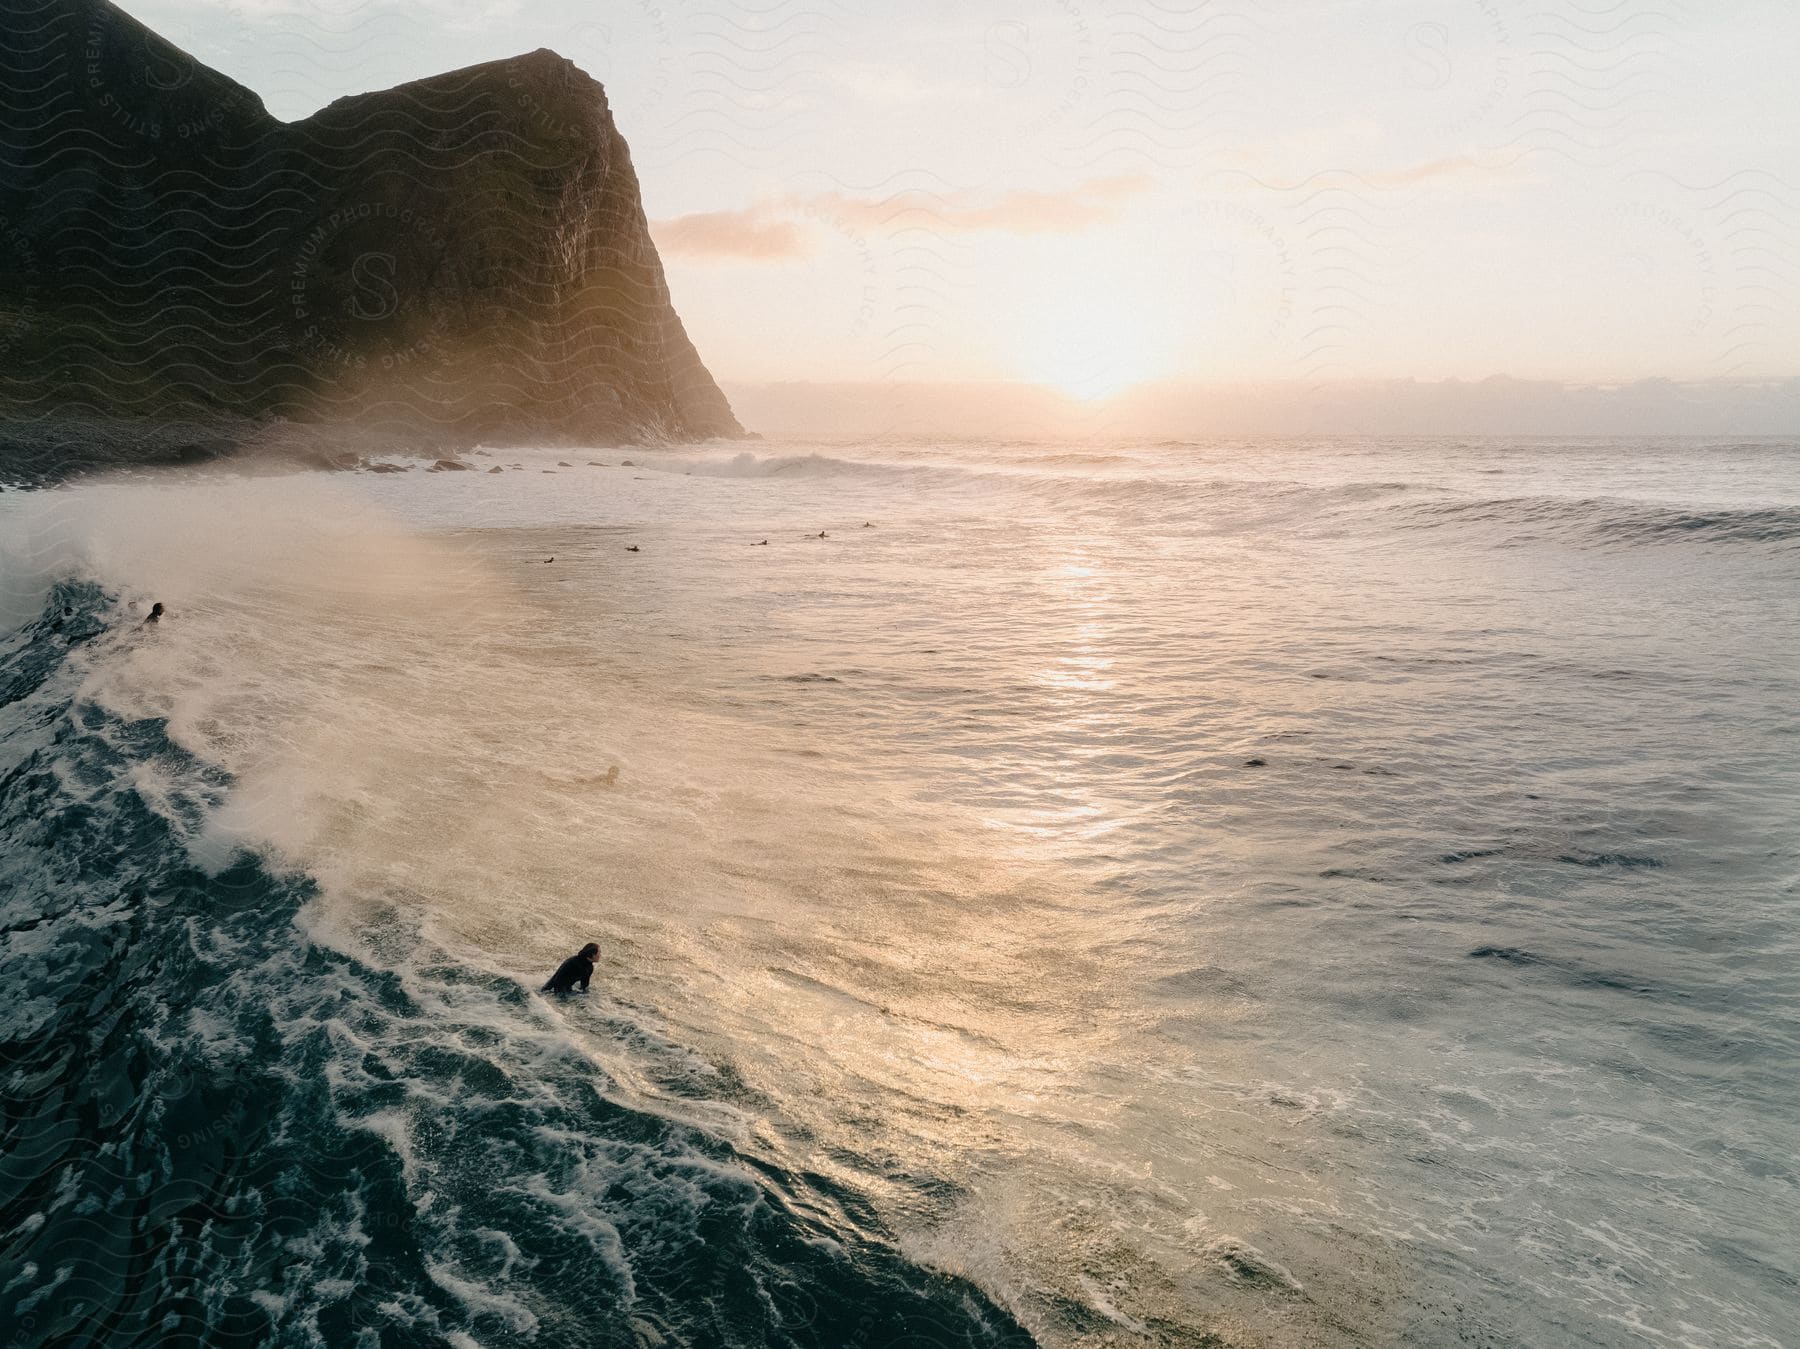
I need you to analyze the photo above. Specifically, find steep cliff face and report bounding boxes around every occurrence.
[0,0,742,444]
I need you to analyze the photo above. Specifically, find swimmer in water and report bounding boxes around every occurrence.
[143,602,164,624]
[542,942,600,995]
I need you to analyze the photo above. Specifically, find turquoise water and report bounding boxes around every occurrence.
[2,437,1797,1346]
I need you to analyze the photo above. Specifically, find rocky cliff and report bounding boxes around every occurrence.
[0,0,743,449]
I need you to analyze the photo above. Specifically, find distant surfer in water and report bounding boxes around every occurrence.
[142,602,164,624]
[542,942,599,995]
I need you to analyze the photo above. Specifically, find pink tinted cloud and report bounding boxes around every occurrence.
[653,175,1154,263]
[651,210,812,262]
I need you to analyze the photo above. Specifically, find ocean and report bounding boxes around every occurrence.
[1,436,1796,1347]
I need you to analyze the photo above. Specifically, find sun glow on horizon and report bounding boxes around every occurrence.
[1040,366,1146,403]
[1017,313,1168,401]
[1009,264,1183,403]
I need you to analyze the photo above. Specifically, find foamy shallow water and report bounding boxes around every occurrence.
[2,437,1796,1346]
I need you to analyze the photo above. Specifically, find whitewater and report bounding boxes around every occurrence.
[1,436,1796,1348]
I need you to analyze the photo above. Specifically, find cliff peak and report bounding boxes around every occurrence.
[0,0,742,449]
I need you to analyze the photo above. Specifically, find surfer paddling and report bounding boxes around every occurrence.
[542,942,600,996]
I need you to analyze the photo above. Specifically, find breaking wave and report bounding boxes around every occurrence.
[0,577,1029,1347]
[1385,494,1800,548]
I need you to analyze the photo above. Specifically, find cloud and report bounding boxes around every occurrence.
[652,175,1153,263]
[651,211,812,262]
[816,175,1151,232]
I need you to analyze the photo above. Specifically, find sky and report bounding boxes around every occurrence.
[119,0,1800,414]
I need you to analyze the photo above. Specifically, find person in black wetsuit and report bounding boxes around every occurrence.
[542,942,599,995]
[143,602,164,624]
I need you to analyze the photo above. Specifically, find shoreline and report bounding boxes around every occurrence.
[0,413,757,491]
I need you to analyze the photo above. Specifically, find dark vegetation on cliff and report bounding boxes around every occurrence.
[0,0,743,479]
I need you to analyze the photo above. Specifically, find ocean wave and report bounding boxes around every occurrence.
[654,450,909,481]
[0,582,1031,1347]
[1386,494,1800,547]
